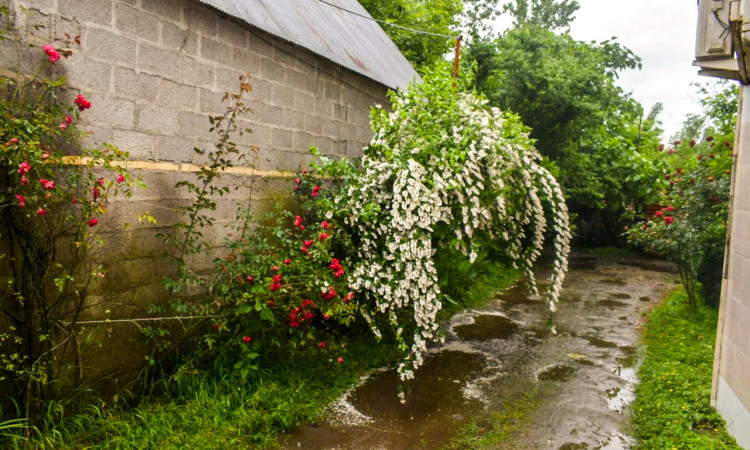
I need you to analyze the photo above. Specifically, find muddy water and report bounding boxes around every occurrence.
[282,253,676,449]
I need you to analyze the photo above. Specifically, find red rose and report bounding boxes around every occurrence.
[666,205,674,212]
[42,45,61,63]
[337,357,343,364]
[284,258,291,265]
[40,179,55,190]
[663,216,673,225]
[74,94,92,111]
[303,240,314,248]
[319,341,326,349]
[689,140,695,147]
[300,246,308,254]
[294,177,301,185]
[18,161,31,175]
[88,217,99,227]
[20,176,28,186]
[242,335,252,344]
[36,208,46,217]
[65,116,72,124]
[658,144,664,151]
[294,216,302,227]
[116,174,125,184]
[272,265,279,271]
[311,185,321,198]
[246,276,254,282]
[16,194,26,207]
[319,232,328,241]
[654,211,663,218]
[321,221,330,229]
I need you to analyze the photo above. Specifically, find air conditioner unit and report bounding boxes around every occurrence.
[694,0,740,79]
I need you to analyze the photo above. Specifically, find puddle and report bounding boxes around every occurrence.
[585,335,619,348]
[282,252,677,449]
[453,314,518,341]
[598,299,628,308]
[538,364,578,382]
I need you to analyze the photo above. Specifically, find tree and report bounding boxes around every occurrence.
[466,26,658,244]
[358,0,462,69]
[503,0,580,32]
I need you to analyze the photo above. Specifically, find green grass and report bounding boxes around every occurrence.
[5,261,520,449]
[632,288,739,449]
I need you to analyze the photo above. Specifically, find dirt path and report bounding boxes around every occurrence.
[282,252,677,449]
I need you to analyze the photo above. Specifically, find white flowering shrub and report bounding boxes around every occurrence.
[329,72,571,380]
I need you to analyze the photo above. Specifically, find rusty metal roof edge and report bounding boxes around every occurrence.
[195,0,418,91]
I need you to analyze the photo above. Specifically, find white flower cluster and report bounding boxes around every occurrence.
[337,92,570,380]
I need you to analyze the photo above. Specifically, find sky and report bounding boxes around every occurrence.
[493,0,710,140]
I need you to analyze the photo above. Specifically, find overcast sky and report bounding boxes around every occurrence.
[493,0,712,140]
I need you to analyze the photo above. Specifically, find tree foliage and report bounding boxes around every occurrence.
[502,0,580,32]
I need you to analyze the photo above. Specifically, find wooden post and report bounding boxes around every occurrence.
[453,36,461,83]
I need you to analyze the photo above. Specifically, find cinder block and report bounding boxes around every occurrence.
[178,111,212,140]
[271,128,293,149]
[161,22,198,56]
[324,80,341,102]
[313,135,332,154]
[260,58,283,81]
[293,92,315,114]
[141,0,183,22]
[253,102,282,126]
[63,57,112,93]
[216,19,248,49]
[248,77,271,103]
[112,129,157,160]
[85,93,135,128]
[85,27,137,65]
[272,41,298,68]
[215,68,243,93]
[284,68,316,94]
[244,122,271,148]
[179,57,214,88]
[138,43,182,81]
[293,131,314,150]
[158,79,198,111]
[323,120,340,138]
[137,105,179,135]
[155,135,196,163]
[187,3,217,36]
[282,110,304,130]
[114,67,159,101]
[304,115,323,135]
[233,48,259,73]
[115,3,159,42]
[247,31,275,58]
[59,0,112,26]
[200,36,232,66]
[333,104,348,121]
[271,84,294,109]
[314,98,333,120]
[199,88,228,115]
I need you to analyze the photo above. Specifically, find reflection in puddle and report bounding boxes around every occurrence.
[537,364,578,382]
[585,335,618,348]
[453,314,518,341]
[598,299,628,308]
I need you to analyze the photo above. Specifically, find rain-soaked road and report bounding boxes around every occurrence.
[282,252,677,449]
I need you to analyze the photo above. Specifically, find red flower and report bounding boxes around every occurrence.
[706,136,714,142]
[42,45,61,63]
[299,225,305,231]
[321,286,337,301]
[654,211,663,218]
[689,140,696,147]
[36,208,46,217]
[319,341,326,349]
[329,258,344,278]
[88,217,99,227]
[116,174,125,184]
[18,161,31,175]
[42,152,49,161]
[284,258,291,265]
[304,312,314,321]
[270,274,282,291]
[321,221,330,229]
[301,299,315,308]
[294,215,303,227]
[300,246,309,254]
[98,177,105,186]
[667,149,675,155]
[93,187,101,200]
[246,276,254,282]
[303,239,314,248]
[302,168,308,175]
[16,194,26,207]
[663,216,674,225]
[20,176,28,186]
[8,138,18,145]
[666,205,674,212]
[65,116,72,124]
[344,292,355,302]
[311,185,321,198]
[74,94,92,111]
[40,179,55,190]
[323,314,330,320]
[337,357,343,364]
[59,123,67,131]
[290,321,300,328]
[658,144,664,151]
[319,232,328,241]
[272,265,279,271]
[664,174,670,180]
[294,177,301,185]
[212,323,221,331]
[242,335,252,344]
[273,275,282,283]
[673,140,681,146]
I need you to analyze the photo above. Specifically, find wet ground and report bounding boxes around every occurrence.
[282,253,677,449]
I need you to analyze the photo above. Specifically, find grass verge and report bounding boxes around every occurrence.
[632,288,739,449]
[4,260,519,449]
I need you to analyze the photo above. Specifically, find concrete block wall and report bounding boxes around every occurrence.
[714,85,750,449]
[0,0,389,388]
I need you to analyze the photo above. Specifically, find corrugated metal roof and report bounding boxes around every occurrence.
[197,0,419,90]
